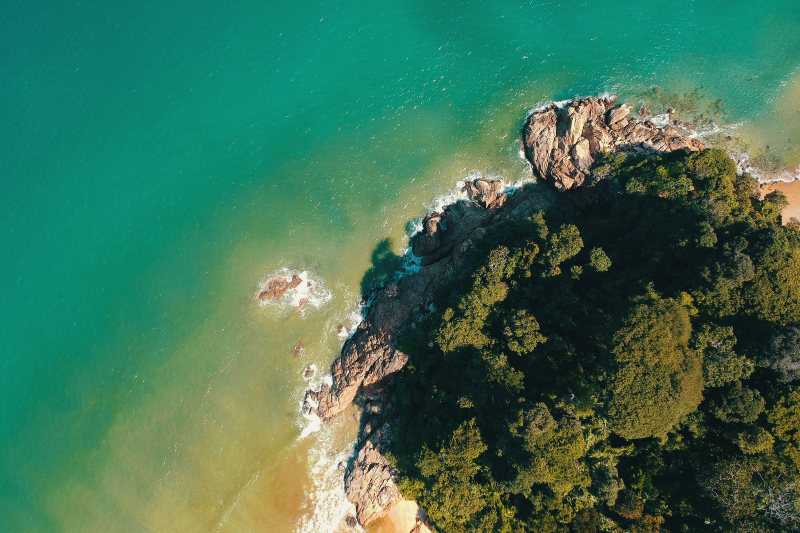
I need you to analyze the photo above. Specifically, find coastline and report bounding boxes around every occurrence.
[304,95,800,532]
[304,96,715,531]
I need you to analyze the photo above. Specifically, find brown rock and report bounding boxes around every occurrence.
[293,341,305,357]
[344,423,401,526]
[411,212,443,257]
[294,298,308,313]
[607,103,631,125]
[257,273,304,301]
[308,96,709,529]
[304,177,551,421]
[521,97,705,190]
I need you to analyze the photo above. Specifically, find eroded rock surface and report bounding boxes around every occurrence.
[523,97,705,190]
[344,422,400,525]
[301,178,551,527]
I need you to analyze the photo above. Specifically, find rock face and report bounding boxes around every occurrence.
[306,96,710,529]
[522,97,705,190]
[258,273,303,301]
[301,178,551,527]
[344,422,400,525]
[303,180,551,422]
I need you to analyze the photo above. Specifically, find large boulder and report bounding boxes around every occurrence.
[523,97,705,190]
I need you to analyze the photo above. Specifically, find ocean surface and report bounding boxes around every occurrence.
[1,1,799,531]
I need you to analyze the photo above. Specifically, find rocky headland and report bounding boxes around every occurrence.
[522,96,704,190]
[304,96,707,530]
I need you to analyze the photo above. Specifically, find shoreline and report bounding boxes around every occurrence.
[758,180,800,224]
[304,96,799,533]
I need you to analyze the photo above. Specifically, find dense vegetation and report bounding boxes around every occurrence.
[387,148,800,532]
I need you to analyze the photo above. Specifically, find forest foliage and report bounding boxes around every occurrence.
[387,148,800,532]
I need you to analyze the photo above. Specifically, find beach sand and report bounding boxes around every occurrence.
[366,500,431,533]
[759,180,800,224]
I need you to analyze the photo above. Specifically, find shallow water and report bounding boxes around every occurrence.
[1,1,799,531]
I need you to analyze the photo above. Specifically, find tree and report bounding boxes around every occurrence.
[543,224,583,272]
[701,458,759,523]
[508,405,589,497]
[768,390,800,471]
[765,327,800,383]
[588,247,612,272]
[737,427,774,455]
[503,309,547,355]
[709,381,765,424]
[743,226,800,326]
[693,323,753,388]
[416,420,488,531]
[606,295,703,439]
[757,191,789,224]
[435,247,511,352]
[686,148,737,203]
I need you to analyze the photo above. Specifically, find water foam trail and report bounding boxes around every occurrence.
[732,154,800,183]
[526,97,573,116]
[298,369,332,440]
[295,427,361,533]
[680,119,800,183]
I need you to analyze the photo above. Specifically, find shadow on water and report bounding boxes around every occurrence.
[360,238,404,301]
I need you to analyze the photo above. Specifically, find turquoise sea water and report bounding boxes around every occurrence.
[2,1,799,531]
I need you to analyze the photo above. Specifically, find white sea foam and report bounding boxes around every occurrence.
[689,120,747,140]
[729,152,800,183]
[526,97,573,117]
[298,411,323,441]
[517,138,529,164]
[644,112,672,129]
[526,92,618,119]
[402,170,537,251]
[335,304,364,340]
[295,430,361,533]
[256,268,332,316]
[672,119,800,183]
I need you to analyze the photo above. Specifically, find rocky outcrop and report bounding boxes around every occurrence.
[523,97,705,190]
[301,178,551,526]
[307,96,710,529]
[303,180,552,421]
[344,422,400,525]
[258,273,303,301]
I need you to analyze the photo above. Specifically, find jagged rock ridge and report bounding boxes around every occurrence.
[523,97,705,190]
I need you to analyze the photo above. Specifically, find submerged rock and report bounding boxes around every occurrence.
[293,341,305,357]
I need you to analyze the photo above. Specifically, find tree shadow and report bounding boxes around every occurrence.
[360,238,404,301]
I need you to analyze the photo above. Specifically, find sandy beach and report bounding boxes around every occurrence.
[759,180,800,224]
